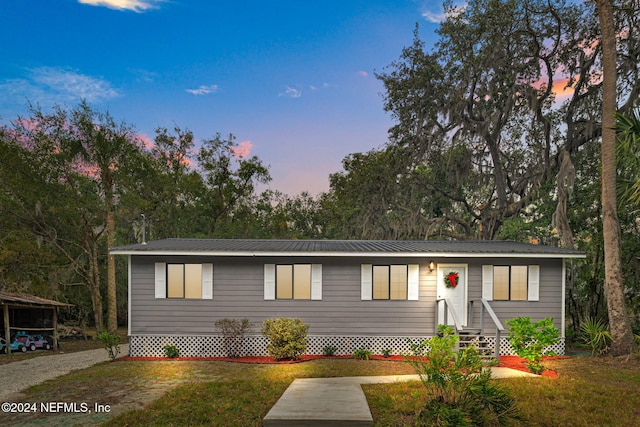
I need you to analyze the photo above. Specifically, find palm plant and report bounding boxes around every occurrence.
[580,317,612,356]
[406,325,521,426]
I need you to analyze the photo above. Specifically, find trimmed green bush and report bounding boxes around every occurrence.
[353,345,373,360]
[323,344,338,356]
[261,317,308,360]
[163,344,179,358]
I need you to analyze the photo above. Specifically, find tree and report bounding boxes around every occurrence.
[597,0,636,356]
[3,102,145,333]
[195,133,271,237]
[68,101,144,333]
[371,0,640,242]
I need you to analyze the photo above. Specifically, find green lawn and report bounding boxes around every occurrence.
[0,355,638,426]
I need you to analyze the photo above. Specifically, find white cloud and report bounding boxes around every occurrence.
[422,2,467,23]
[78,0,163,12]
[0,66,119,105]
[421,10,446,23]
[357,71,369,78]
[185,84,219,95]
[280,86,302,98]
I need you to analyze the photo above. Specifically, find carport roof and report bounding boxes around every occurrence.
[0,291,71,308]
[110,238,586,259]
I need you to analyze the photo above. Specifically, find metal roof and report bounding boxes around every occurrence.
[0,291,72,307]
[110,238,585,259]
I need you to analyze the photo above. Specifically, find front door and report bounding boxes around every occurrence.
[437,264,468,327]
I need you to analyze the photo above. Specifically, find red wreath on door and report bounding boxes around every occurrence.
[444,271,459,288]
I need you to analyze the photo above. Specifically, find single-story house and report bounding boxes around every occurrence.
[110,239,585,358]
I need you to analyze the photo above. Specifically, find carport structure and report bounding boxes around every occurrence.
[0,291,71,354]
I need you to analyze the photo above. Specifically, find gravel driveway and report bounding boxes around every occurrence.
[0,344,129,401]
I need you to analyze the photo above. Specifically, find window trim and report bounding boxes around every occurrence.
[361,264,420,301]
[264,263,322,301]
[482,264,539,302]
[493,265,527,301]
[154,262,213,300]
[276,264,312,300]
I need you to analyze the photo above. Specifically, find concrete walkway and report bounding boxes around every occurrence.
[263,368,538,427]
[0,344,129,401]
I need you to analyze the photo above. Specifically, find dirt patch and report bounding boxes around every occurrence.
[0,374,190,426]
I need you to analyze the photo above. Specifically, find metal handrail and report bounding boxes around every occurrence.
[436,298,463,332]
[468,298,505,359]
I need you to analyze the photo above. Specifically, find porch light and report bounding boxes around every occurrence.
[429,261,435,272]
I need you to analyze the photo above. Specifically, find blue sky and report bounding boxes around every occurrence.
[1,0,445,195]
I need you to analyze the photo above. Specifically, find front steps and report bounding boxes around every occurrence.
[457,328,496,360]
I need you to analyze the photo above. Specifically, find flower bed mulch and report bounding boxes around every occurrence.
[118,354,406,364]
[118,353,568,377]
[498,355,571,378]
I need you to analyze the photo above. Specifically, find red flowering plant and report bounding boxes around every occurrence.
[444,272,459,288]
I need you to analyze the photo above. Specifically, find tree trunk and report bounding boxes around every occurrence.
[107,207,117,333]
[597,0,636,356]
[105,174,118,334]
[89,240,104,334]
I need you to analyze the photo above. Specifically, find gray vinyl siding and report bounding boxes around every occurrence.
[468,259,564,334]
[129,255,564,337]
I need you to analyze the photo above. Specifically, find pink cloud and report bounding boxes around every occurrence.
[230,140,253,159]
[357,71,369,78]
[135,133,155,149]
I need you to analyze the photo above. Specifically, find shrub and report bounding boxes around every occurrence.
[407,325,522,426]
[215,318,251,358]
[353,345,373,360]
[506,317,560,374]
[580,317,612,356]
[97,332,121,361]
[323,344,338,356]
[261,317,308,360]
[382,348,392,358]
[163,344,179,358]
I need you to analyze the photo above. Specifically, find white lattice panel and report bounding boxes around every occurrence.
[129,335,565,358]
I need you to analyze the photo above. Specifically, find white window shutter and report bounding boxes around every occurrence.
[202,263,213,299]
[264,264,276,300]
[361,264,372,300]
[482,265,493,301]
[408,264,420,300]
[528,265,540,301]
[311,264,322,300]
[155,262,166,299]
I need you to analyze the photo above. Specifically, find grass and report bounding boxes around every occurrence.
[0,353,638,426]
[365,355,640,426]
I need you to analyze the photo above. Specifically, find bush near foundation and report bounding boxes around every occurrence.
[261,317,308,360]
[506,317,560,374]
[215,318,251,358]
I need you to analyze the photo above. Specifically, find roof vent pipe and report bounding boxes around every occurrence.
[141,214,147,245]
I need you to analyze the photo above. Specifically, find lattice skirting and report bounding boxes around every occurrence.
[129,335,565,358]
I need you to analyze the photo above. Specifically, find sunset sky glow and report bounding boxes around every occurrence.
[0,0,453,195]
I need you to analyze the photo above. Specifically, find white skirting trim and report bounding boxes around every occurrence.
[128,335,565,358]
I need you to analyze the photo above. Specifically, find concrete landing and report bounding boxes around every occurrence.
[263,369,537,427]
